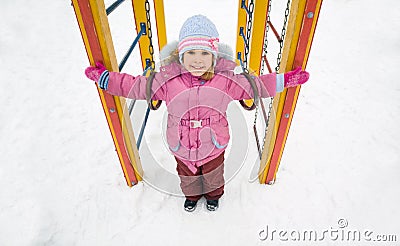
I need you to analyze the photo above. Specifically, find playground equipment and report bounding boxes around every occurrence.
[72,0,323,187]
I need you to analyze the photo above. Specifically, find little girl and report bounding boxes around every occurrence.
[85,15,309,212]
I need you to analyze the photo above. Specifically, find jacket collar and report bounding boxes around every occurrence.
[157,58,238,87]
[162,57,237,77]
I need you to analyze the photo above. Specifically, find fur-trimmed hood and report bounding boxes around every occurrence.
[157,41,237,72]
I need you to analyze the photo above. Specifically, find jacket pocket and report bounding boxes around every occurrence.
[209,114,230,149]
[166,115,181,152]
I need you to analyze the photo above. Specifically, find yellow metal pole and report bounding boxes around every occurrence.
[248,0,269,75]
[235,0,248,65]
[153,0,167,49]
[131,0,152,69]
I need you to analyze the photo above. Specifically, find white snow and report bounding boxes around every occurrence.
[1,0,399,245]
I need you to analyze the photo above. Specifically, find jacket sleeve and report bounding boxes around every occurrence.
[105,72,166,100]
[258,73,285,97]
[225,71,284,100]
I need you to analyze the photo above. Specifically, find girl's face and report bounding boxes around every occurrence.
[182,49,213,76]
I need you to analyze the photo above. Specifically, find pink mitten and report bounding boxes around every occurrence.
[85,62,107,81]
[284,67,310,87]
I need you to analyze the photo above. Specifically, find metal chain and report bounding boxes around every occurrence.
[243,0,254,72]
[257,0,292,156]
[260,0,272,75]
[240,1,262,157]
[145,0,155,70]
[275,0,291,73]
[254,0,273,158]
[242,0,258,125]
[258,0,274,156]
[241,0,292,158]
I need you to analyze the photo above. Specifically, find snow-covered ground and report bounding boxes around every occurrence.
[1,0,399,245]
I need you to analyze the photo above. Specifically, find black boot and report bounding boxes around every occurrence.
[184,199,198,212]
[206,199,219,211]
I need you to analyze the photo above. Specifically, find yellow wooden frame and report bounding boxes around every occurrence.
[73,0,143,185]
[260,0,323,183]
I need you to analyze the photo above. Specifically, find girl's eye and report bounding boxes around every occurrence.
[187,51,195,55]
[202,51,210,56]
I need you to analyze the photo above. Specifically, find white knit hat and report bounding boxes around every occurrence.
[178,15,219,63]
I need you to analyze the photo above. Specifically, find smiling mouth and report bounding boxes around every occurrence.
[190,65,205,70]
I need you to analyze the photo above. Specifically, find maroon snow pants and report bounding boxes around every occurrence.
[175,152,225,201]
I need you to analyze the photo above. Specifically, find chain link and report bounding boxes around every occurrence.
[256,0,273,157]
[260,0,272,75]
[241,0,258,126]
[145,0,155,70]
[257,0,292,157]
[259,0,274,156]
[243,0,265,157]
[243,0,254,72]
[275,0,291,73]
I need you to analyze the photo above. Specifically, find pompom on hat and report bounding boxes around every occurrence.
[178,15,220,64]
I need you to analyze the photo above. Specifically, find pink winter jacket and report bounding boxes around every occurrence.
[106,58,279,173]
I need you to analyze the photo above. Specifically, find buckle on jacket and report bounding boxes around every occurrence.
[190,120,202,128]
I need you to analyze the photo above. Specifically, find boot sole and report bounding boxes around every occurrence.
[184,205,197,212]
[206,204,218,211]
